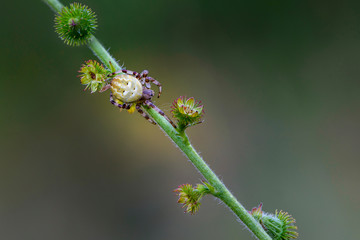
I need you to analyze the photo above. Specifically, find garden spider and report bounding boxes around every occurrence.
[101,69,177,128]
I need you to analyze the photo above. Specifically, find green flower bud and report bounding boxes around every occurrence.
[55,3,97,46]
[249,204,299,240]
[171,96,204,132]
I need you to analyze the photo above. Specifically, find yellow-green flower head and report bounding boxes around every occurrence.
[171,96,204,131]
[78,60,109,93]
[174,184,202,214]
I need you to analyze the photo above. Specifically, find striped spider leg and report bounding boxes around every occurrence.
[144,100,177,128]
[109,92,156,125]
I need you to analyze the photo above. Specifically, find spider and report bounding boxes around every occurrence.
[100,69,177,128]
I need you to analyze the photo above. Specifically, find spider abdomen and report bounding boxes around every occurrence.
[110,74,143,103]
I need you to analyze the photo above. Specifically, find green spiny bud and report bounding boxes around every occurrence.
[249,204,299,240]
[55,3,97,46]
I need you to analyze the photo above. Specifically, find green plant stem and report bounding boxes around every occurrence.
[43,0,63,12]
[88,38,119,71]
[43,0,272,239]
[145,106,271,240]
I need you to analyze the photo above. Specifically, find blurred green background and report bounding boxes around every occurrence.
[1,0,359,239]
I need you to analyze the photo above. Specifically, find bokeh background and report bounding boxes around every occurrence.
[1,0,360,239]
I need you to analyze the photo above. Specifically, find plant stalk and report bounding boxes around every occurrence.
[43,0,272,239]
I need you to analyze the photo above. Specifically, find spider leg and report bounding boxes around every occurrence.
[139,70,149,78]
[110,92,126,109]
[122,103,131,110]
[107,71,121,77]
[138,70,161,98]
[144,76,162,98]
[138,70,148,85]
[144,100,177,128]
[108,69,141,78]
[136,105,156,125]
[99,84,111,93]
[121,69,140,78]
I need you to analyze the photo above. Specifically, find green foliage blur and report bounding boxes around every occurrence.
[1,0,359,239]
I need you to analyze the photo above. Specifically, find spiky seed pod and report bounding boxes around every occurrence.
[249,204,299,240]
[55,3,97,46]
[78,60,109,93]
[171,96,204,132]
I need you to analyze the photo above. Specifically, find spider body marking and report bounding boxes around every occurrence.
[102,69,176,128]
[110,74,144,103]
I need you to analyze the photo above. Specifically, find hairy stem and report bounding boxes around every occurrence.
[43,0,63,12]
[43,0,272,239]
[88,38,119,71]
